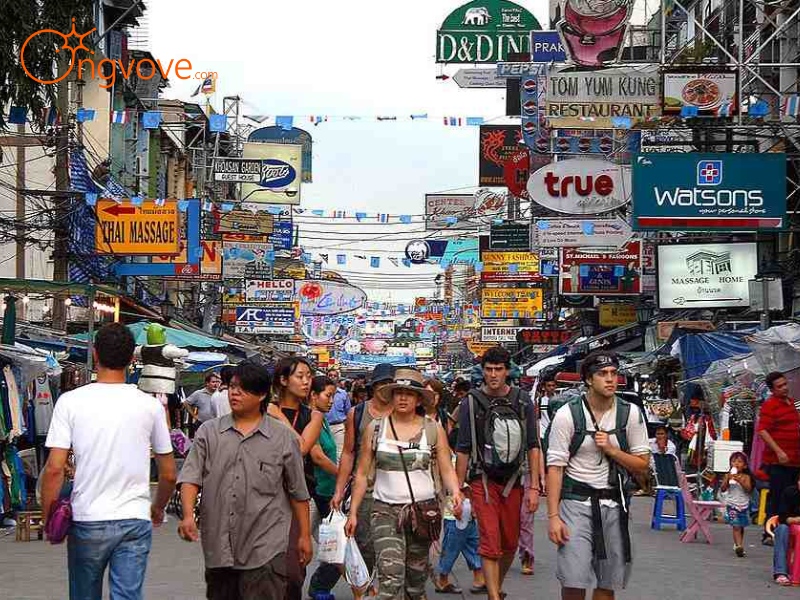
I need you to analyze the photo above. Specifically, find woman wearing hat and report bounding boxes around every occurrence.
[345,368,464,600]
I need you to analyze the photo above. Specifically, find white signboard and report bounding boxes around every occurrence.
[546,67,661,128]
[453,69,506,88]
[527,159,631,215]
[480,326,520,343]
[534,217,632,248]
[245,279,295,302]
[657,243,758,309]
[425,194,480,230]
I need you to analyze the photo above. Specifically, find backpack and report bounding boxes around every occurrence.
[468,388,528,493]
[354,401,368,456]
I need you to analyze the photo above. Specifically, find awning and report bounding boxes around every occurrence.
[76,321,229,349]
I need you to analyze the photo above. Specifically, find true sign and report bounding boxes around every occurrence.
[527,159,631,215]
[213,158,262,182]
[96,199,180,255]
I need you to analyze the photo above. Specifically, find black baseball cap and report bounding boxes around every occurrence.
[370,363,395,385]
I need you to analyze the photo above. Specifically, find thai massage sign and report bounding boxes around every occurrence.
[546,67,660,128]
[436,0,542,63]
[527,158,631,214]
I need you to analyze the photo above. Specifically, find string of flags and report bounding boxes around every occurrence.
[244,113,487,127]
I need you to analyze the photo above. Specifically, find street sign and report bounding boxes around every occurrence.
[533,217,632,248]
[213,158,262,182]
[96,199,180,255]
[452,69,507,88]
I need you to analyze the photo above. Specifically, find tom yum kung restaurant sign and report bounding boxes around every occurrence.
[546,67,660,128]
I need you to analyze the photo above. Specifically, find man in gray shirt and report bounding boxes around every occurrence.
[178,362,311,599]
[184,372,220,434]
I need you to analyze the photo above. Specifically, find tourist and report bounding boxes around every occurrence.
[721,452,753,557]
[326,367,351,459]
[271,357,327,600]
[345,368,464,600]
[455,346,541,600]
[184,372,220,436]
[330,363,395,599]
[306,375,344,599]
[211,365,234,418]
[538,374,558,440]
[41,323,177,600]
[423,376,451,429]
[547,351,650,600]
[772,472,800,585]
[757,371,800,545]
[177,361,311,599]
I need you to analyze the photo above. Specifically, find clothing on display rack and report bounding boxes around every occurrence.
[33,374,54,437]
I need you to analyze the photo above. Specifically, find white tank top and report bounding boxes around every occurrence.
[373,417,436,505]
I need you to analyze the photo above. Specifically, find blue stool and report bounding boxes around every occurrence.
[651,488,686,531]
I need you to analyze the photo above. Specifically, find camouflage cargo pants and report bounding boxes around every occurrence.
[372,500,431,600]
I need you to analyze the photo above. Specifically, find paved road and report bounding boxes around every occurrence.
[0,498,795,599]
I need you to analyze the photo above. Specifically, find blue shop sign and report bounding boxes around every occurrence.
[632,153,786,231]
[530,31,566,62]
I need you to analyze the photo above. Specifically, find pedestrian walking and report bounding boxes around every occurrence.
[184,372,221,436]
[41,323,177,600]
[330,363,396,599]
[455,346,541,600]
[211,366,234,418]
[177,360,312,599]
[307,375,344,598]
[756,371,800,545]
[546,351,650,600]
[345,368,465,600]
[721,452,753,557]
[270,357,328,600]
[326,368,351,459]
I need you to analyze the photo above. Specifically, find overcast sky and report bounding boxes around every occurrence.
[146,0,552,302]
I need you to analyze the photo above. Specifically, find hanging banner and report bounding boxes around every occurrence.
[528,159,631,214]
[662,71,737,116]
[559,240,642,296]
[222,241,274,279]
[248,126,313,182]
[235,303,299,335]
[245,279,295,302]
[480,251,541,282]
[436,0,542,64]
[479,125,523,186]
[657,243,758,309]
[489,223,531,250]
[631,153,786,231]
[545,67,660,128]
[296,280,367,316]
[481,287,544,318]
[598,303,637,327]
[240,142,302,205]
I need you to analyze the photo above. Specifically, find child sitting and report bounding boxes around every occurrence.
[721,451,754,557]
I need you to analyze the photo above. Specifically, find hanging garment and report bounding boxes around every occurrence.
[24,401,35,445]
[33,374,53,436]
[4,446,26,509]
[3,367,23,440]
[0,370,11,438]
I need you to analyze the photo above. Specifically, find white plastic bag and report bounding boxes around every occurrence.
[317,510,347,564]
[344,536,372,591]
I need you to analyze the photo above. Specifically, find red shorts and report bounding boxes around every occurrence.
[470,479,522,559]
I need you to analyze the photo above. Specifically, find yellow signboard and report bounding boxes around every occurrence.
[95,199,180,255]
[599,304,637,328]
[467,340,497,357]
[481,251,540,282]
[481,288,543,318]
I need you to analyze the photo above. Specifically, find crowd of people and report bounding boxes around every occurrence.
[39,322,693,600]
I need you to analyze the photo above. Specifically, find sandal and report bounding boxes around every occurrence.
[470,584,487,594]
[775,574,792,586]
[435,583,463,594]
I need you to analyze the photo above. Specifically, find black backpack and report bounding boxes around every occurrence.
[468,388,528,493]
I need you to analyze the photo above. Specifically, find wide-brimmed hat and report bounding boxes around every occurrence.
[370,363,395,386]
[376,368,436,404]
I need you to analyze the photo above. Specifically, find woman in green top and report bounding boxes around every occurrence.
[308,375,342,597]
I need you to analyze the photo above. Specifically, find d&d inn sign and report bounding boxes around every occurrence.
[436,0,542,63]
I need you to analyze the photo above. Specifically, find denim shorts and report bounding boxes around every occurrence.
[725,505,750,528]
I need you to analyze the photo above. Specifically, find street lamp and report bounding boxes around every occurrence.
[159,298,176,321]
[636,300,656,327]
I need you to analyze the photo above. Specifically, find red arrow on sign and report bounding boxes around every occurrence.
[102,204,137,217]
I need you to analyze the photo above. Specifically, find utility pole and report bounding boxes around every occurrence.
[51,56,71,331]
[15,124,25,281]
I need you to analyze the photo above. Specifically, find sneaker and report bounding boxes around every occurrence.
[734,545,745,557]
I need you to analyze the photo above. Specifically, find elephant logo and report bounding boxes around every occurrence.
[463,6,491,26]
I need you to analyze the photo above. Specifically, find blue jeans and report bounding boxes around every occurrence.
[774,523,791,577]
[68,519,153,600]
[437,519,481,575]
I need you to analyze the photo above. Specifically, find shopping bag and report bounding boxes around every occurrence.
[317,510,347,564]
[344,536,372,591]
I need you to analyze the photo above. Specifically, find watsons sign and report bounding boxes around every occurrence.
[657,243,758,309]
[436,0,542,63]
[632,153,786,231]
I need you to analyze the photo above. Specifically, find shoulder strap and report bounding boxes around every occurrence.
[469,395,480,465]
[354,402,367,449]
[388,416,417,505]
[615,400,631,454]
[469,389,490,411]
[568,398,587,457]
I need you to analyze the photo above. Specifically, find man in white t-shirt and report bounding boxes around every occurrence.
[41,323,177,600]
[546,352,650,600]
[210,366,233,419]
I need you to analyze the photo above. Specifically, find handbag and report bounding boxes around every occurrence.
[44,496,72,544]
[388,417,442,542]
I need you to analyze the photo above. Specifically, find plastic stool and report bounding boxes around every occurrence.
[757,489,770,526]
[651,488,686,531]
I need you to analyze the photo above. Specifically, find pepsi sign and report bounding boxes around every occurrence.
[259,159,297,189]
[530,31,567,62]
